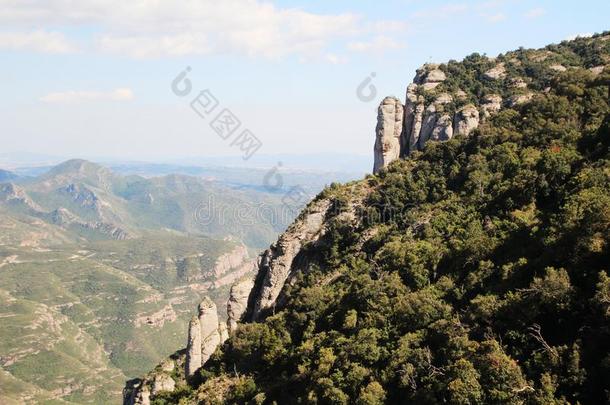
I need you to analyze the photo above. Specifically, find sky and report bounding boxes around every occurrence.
[0,0,608,166]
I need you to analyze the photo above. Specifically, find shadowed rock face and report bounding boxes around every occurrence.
[245,198,331,321]
[227,278,254,333]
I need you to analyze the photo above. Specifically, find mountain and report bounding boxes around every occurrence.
[0,156,362,403]
[129,33,610,404]
[0,161,284,403]
[2,159,298,247]
[0,169,18,182]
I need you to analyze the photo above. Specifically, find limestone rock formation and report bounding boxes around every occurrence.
[482,94,503,118]
[151,374,175,396]
[404,83,425,154]
[549,64,567,72]
[186,316,202,377]
[219,322,229,344]
[227,277,255,333]
[246,198,331,321]
[484,63,506,80]
[454,105,480,136]
[508,93,534,107]
[414,64,446,90]
[509,77,528,88]
[132,385,150,405]
[198,298,221,364]
[373,96,404,173]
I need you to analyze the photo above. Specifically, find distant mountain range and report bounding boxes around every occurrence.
[0,158,360,403]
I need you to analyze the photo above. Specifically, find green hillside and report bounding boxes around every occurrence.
[141,33,610,404]
[0,161,300,403]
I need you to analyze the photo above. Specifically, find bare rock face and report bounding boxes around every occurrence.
[160,359,175,373]
[186,316,202,377]
[414,64,446,91]
[213,245,249,278]
[418,104,438,149]
[482,94,503,118]
[198,298,221,364]
[416,94,454,150]
[590,66,605,76]
[431,114,454,142]
[247,198,331,321]
[373,96,404,173]
[151,374,175,396]
[507,93,534,107]
[549,64,567,72]
[227,278,255,333]
[454,104,480,136]
[219,322,229,344]
[484,63,506,80]
[509,77,528,88]
[132,384,150,405]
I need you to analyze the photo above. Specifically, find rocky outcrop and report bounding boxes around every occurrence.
[414,64,446,90]
[549,64,567,72]
[484,63,506,80]
[373,96,404,173]
[219,322,229,344]
[151,374,175,396]
[507,93,534,107]
[198,298,221,364]
[246,198,331,321]
[454,104,480,136]
[482,94,503,118]
[227,277,255,333]
[186,316,202,377]
[47,208,130,240]
[132,384,150,405]
[213,245,249,278]
[0,183,42,211]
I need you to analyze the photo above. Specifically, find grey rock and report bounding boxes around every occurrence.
[247,198,331,321]
[418,104,438,149]
[198,298,220,364]
[431,114,454,142]
[454,104,480,136]
[227,278,254,334]
[151,374,175,396]
[132,384,150,405]
[373,96,404,173]
[507,93,534,107]
[185,316,201,377]
[484,63,506,80]
[481,94,502,118]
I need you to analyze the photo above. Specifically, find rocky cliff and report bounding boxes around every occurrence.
[127,32,610,404]
[372,37,610,173]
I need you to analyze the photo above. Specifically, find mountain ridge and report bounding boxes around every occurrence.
[128,32,610,405]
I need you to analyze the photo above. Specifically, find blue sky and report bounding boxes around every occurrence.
[0,0,608,165]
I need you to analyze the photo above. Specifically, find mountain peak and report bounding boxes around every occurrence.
[41,159,116,190]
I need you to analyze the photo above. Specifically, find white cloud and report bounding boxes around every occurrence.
[0,30,76,53]
[524,7,546,19]
[0,0,405,60]
[325,53,348,65]
[347,36,404,53]
[40,88,134,103]
[483,13,506,23]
